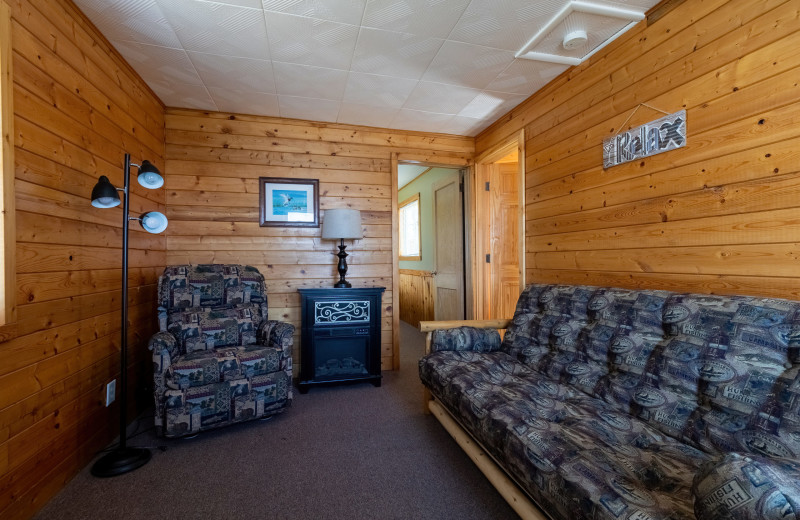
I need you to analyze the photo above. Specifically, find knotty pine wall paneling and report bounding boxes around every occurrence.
[476,0,800,300]
[164,109,474,373]
[399,269,434,328]
[0,0,166,517]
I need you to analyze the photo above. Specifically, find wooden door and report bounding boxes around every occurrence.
[433,172,464,321]
[487,162,520,320]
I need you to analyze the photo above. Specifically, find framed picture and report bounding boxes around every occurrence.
[259,177,319,227]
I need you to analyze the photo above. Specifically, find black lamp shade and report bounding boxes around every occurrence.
[91,176,121,208]
[137,160,163,189]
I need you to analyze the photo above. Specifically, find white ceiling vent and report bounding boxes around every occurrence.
[516,1,646,66]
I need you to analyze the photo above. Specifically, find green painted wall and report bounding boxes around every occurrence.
[398,167,460,271]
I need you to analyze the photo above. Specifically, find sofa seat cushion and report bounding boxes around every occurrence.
[166,345,282,390]
[161,370,289,437]
[420,351,712,520]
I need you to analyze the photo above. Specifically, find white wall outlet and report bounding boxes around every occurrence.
[105,379,116,407]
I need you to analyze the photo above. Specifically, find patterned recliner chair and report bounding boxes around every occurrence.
[148,264,293,438]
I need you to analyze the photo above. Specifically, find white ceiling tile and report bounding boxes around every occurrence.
[391,108,451,133]
[444,115,494,136]
[157,0,270,59]
[457,90,528,120]
[278,95,341,122]
[362,0,471,39]
[147,79,217,110]
[351,28,443,80]
[111,40,203,85]
[403,81,480,115]
[189,52,276,92]
[422,41,514,90]
[265,12,360,69]
[343,72,417,108]
[485,59,568,95]
[448,0,560,51]
[78,0,657,135]
[75,0,182,48]
[337,103,399,128]
[261,0,367,25]
[208,87,281,116]
[208,0,263,7]
[273,62,349,100]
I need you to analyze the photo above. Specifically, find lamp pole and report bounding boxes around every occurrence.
[90,153,152,477]
[119,153,131,454]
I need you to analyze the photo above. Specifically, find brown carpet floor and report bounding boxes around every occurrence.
[35,321,518,520]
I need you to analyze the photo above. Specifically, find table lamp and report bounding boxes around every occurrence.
[321,209,363,288]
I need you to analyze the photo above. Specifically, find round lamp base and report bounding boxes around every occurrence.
[91,447,151,478]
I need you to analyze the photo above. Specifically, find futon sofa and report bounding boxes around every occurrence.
[419,284,800,519]
[148,264,293,438]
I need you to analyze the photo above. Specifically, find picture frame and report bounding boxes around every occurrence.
[259,177,319,227]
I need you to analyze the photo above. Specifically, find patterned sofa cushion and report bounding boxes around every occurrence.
[693,452,800,519]
[165,345,282,390]
[419,349,711,520]
[167,303,263,354]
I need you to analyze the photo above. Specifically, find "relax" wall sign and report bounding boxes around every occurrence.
[603,109,686,169]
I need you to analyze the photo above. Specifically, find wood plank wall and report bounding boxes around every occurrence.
[0,0,166,517]
[163,108,473,372]
[476,0,800,300]
[399,269,434,327]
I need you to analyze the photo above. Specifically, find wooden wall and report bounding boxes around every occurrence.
[399,269,434,327]
[476,0,800,300]
[163,108,473,372]
[0,0,165,517]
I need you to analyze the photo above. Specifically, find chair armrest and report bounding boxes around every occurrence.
[258,320,295,361]
[148,331,178,374]
[693,452,800,519]
[419,320,509,355]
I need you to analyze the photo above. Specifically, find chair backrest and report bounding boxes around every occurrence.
[158,264,268,331]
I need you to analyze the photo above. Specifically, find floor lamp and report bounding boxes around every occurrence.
[89,153,168,477]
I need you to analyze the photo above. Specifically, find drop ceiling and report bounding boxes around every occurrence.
[75,0,660,136]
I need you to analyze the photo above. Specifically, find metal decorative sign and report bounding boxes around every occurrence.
[603,109,686,169]
[314,300,370,324]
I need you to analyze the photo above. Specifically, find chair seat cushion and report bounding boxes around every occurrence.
[167,303,264,354]
[420,350,712,520]
[166,345,281,390]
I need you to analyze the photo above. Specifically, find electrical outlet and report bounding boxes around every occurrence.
[105,379,116,407]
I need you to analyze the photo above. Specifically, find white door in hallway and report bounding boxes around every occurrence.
[432,171,464,321]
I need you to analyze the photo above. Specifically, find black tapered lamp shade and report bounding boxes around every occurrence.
[91,176,121,208]
[137,160,164,189]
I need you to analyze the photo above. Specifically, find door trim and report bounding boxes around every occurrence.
[472,130,525,320]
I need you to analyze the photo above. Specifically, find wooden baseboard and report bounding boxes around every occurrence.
[427,399,550,520]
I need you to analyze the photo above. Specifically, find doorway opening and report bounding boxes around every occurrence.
[397,164,466,331]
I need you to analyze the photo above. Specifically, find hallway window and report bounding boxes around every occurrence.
[399,194,421,262]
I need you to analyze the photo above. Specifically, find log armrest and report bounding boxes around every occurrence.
[692,452,800,519]
[419,319,511,355]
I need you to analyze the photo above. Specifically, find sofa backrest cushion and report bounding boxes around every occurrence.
[658,293,800,457]
[158,265,268,330]
[167,303,264,354]
[502,283,800,459]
